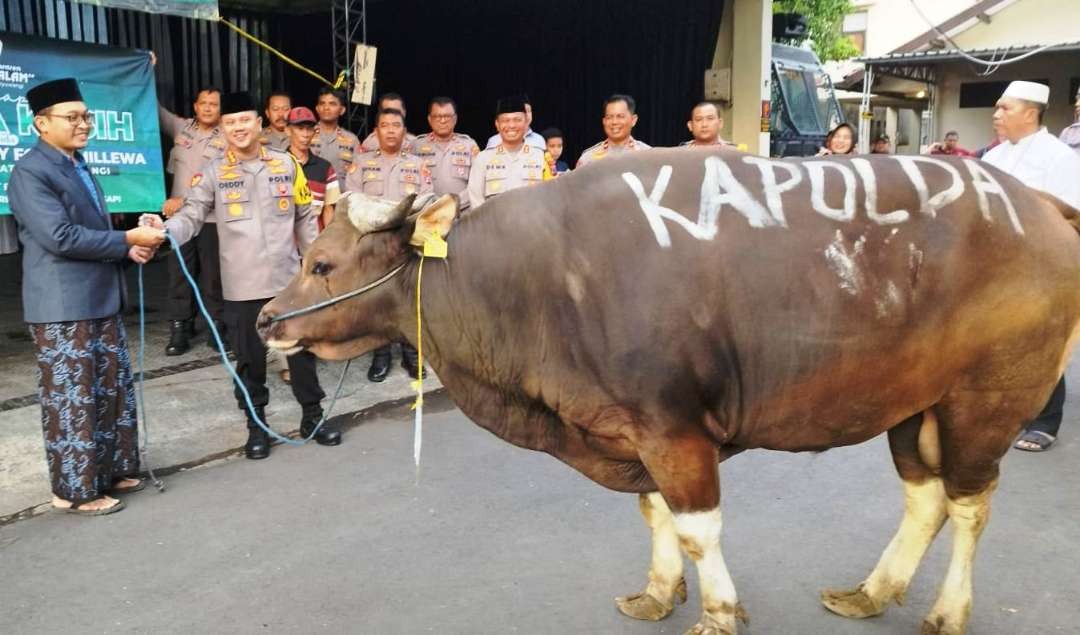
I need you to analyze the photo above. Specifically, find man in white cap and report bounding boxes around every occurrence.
[984,81,1080,208]
[984,81,1080,452]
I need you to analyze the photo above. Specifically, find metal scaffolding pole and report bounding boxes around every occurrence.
[331,0,368,135]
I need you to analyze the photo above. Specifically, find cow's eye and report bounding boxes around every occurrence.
[311,261,333,276]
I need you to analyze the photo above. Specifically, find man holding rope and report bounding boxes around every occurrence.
[147,92,342,459]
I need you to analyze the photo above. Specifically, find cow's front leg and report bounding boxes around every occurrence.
[616,492,687,621]
[639,434,747,635]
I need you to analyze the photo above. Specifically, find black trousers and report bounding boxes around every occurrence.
[167,223,224,323]
[224,298,325,421]
[372,343,418,362]
[1026,376,1065,437]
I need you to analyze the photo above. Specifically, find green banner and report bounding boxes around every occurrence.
[70,0,219,21]
[0,33,166,215]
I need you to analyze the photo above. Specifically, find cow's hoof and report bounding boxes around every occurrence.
[615,577,687,621]
[821,584,889,619]
[682,613,737,635]
[920,614,967,635]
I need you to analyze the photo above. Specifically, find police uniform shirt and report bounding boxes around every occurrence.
[259,126,290,151]
[310,125,362,185]
[576,137,651,168]
[467,143,547,210]
[680,139,733,148]
[412,132,479,207]
[159,106,227,223]
[164,146,318,301]
[361,131,417,154]
[344,148,433,202]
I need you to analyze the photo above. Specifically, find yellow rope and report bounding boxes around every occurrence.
[218,17,347,89]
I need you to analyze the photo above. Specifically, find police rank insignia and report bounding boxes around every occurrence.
[190,174,203,187]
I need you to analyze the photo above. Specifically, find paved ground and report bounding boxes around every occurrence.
[1,391,1076,635]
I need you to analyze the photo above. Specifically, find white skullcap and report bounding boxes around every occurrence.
[1001,81,1050,105]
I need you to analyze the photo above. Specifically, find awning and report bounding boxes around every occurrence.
[856,40,1080,66]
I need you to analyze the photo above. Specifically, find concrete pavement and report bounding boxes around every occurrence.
[1,391,1076,634]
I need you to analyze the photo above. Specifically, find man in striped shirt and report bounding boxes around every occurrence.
[286,106,340,230]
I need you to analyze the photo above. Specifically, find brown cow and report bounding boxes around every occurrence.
[258,148,1080,635]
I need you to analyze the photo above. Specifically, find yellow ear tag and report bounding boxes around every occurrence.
[422,231,448,259]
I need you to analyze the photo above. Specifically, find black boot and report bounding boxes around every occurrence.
[208,320,231,352]
[244,407,271,459]
[367,347,392,383]
[401,344,427,380]
[165,320,192,356]
[300,404,342,446]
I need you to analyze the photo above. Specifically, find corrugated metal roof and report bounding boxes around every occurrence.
[857,41,1080,66]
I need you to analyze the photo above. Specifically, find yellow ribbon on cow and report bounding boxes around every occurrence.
[411,231,448,467]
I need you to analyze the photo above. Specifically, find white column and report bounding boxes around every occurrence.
[730,0,772,156]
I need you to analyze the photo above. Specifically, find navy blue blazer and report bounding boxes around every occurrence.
[8,140,131,323]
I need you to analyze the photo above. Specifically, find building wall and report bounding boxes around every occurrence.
[853,0,977,57]
[934,50,1080,150]
[950,0,1080,48]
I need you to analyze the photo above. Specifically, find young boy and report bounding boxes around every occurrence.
[542,127,570,175]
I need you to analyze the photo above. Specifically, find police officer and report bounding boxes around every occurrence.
[683,101,732,147]
[576,94,651,168]
[157,92,341,459]
[311,86,361,186]
[360,92,417,153]
[157,83,228,355]
[484,95,545,151]
[259,91,291,151]
[345,107,432,383]
[412,96,479,210]
[468,96,548,210]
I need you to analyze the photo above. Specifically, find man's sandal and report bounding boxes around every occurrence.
[1014,430,1057,452]
[111,477,146,494]
[54,498,126,516]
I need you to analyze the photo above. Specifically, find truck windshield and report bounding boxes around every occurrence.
[776,66,822,134]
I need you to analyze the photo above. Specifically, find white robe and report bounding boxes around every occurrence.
[983,127,1080,209]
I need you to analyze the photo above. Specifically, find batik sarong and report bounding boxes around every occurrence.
[30,314,140,504]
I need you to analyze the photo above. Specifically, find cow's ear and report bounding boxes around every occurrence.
[408,194,458,247]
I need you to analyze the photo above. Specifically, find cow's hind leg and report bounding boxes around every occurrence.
[822,412,948,619]
[615,492,688,621]
[638,435,747,635]
[919,393,1022,635]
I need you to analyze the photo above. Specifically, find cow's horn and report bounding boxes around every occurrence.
[346,192,416,233]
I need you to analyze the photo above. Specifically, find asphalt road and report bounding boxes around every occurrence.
[1,391,1076,634]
